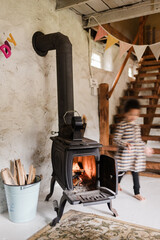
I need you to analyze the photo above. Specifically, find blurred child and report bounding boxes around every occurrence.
[113,99,153,201]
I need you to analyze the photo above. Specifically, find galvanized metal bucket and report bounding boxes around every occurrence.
[0,176,7,213]
[4,175,41,223]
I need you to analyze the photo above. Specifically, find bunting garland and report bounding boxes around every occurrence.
[119,41,132,58]
[105,34,118,50]
[133,45,148,62]
[94,25,107,41]
[94,24,160,62]
[150,42,160,60]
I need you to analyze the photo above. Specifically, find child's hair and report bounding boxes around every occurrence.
[124,99,140,113]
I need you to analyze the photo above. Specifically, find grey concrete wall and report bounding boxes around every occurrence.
[0,0,99,193]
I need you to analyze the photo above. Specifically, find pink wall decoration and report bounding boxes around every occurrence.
[0,44,11,58]
[0,33,16,59]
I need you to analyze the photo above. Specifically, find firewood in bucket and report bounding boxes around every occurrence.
[27,165,36,184]
[15,159,25,185]
[2,159,38,186]
[22,164,28,184]
[31,167,36,183]
[10,160,18,185]
[1,168,17,185]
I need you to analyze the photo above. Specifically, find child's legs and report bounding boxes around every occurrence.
[131,171,140,195]
[118,171,125,183]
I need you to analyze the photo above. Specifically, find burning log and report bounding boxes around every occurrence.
[73,178,82,186]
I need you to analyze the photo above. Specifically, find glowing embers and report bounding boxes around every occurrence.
[72,156,96,191]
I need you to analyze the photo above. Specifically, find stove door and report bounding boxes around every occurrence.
[100,155,118,194]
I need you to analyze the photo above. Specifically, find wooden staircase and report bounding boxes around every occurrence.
[108,54,160,177]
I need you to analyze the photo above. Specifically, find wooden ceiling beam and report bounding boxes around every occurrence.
[56,0,90,10]
[83,0,160,28]
[93,24,131,43]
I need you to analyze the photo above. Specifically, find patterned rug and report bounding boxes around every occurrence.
[28,210,160,240]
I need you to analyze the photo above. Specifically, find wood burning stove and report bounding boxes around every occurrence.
[44,136,118,226]
[32,31,118,226]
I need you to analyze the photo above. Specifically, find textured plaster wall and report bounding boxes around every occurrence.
[0,0,134,194]
[0,0,99,193]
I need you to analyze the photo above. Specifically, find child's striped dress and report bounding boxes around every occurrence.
[113,120,146,172]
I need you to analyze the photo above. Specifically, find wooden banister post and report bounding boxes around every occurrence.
[139,16,144,45]
[98,83,109,154]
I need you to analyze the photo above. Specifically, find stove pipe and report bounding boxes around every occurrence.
[32,32,74,134]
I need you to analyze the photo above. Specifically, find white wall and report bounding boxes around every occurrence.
[0,0,99,192]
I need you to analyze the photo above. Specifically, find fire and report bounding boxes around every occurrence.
[82,156,96,179]
[72,156,96,188]
[72,162,81,172]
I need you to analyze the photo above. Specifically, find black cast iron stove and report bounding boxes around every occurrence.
[32,31,118,226]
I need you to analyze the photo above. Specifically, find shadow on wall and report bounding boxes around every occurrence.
[31,55,57,173]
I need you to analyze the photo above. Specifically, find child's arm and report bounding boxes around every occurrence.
[136,124,154,155]
[113,122,129,148]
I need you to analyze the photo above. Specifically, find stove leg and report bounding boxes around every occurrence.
[50,194,67,227]
[45,175,56,201]
[107,201,118,217]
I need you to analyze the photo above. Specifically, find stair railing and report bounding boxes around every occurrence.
[99,17,148,154]
[106,16,148,100]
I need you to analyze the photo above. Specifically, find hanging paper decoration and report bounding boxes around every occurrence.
[119,41,132,58]
[133,45,148,62]
[7,33,16,46]
[0,33,16,59]
[92,13,160,62]
[0,44,11,58]
[95,26,107,41]
[150,42,160,60]
[105,34,118,51]
[4,41,11,53]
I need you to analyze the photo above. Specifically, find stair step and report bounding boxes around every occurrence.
[137,65,160,72]
[117,104,160,115]
[115,113,160,118]
[102,145,160,154]
[130,80,160,85]
[102,145,117,152]
[141,60,160,66]
[139,172,160,178]
[111,124,160,130]
[141,124,160,128]
[117,104,160,114]
[146,161,160,170]
[142,135,160,141]
[128,87,156,91]
[122,95,159,100]
[140,104,160,108]
[134,72,160,78]
[152,149,160,154]
[142,55,157,60]
[110,134,160,141]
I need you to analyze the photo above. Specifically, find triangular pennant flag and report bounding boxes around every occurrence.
[119,41,132,58]
[94,26,107,41]
[150,42,160,60]
[105,34,118,50]
[133,45,147,62]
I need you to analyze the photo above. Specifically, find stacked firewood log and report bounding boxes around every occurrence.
[1,160,36,185]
